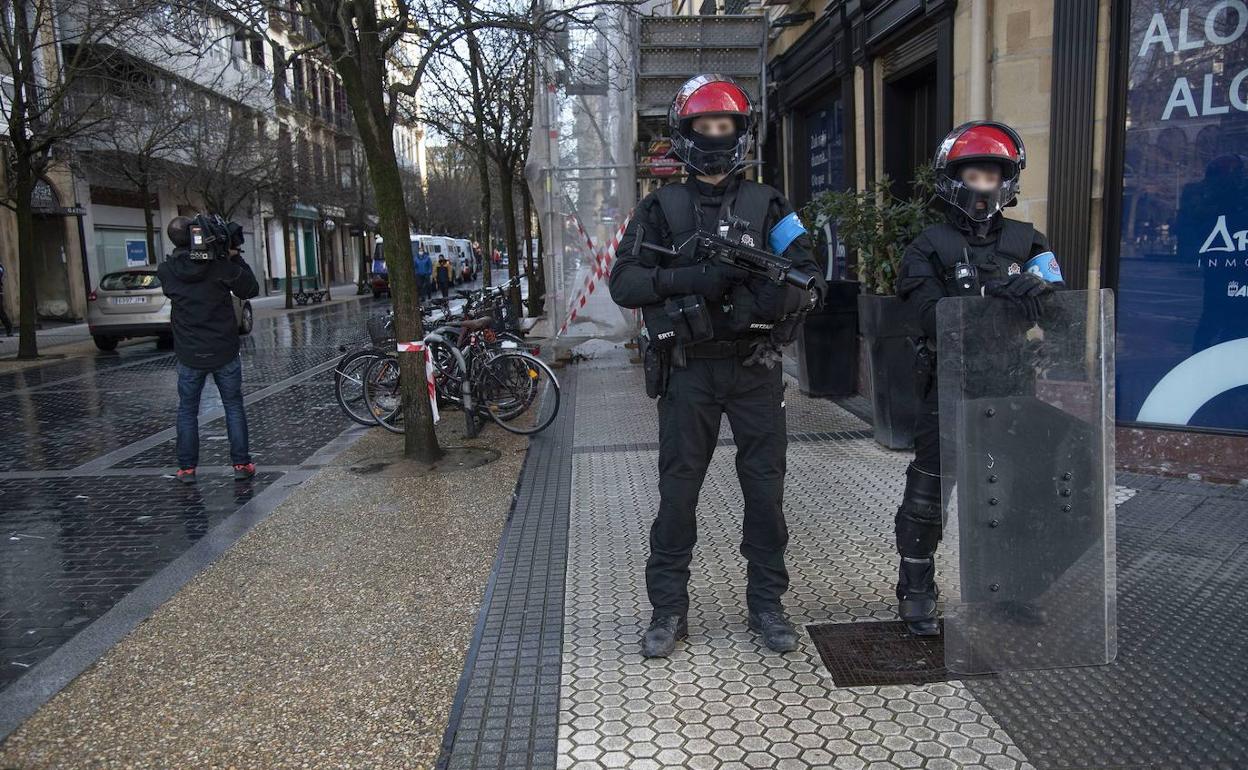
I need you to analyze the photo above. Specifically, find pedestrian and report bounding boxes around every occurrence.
[157,215,261,484]
[892,121,1061,636]
[0,263,12,337]
[609,75,825,658]
[413,242,433,301]
[434,254,453,301]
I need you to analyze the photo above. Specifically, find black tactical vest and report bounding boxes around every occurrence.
[649,179,776,339]
[924,219,1036,295]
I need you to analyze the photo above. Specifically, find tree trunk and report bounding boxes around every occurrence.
[466,27,492,289]
[289,5,439,462]
[321,223,332,301]
[522,181,541,317]
[283,215,295,310]
[15,181,39,360]
[497,163,522,318]
[365,142,440,461]
[141,181,157,264]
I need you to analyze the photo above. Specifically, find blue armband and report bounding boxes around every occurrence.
[1024,251,1063,283]
[768,212,806,255]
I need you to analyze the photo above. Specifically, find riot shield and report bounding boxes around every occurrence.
[937,289,1116,674]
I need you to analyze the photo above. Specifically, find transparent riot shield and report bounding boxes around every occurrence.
[938,289,1116,674]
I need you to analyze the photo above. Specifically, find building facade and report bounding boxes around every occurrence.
[0,0,418,322]
[763,0,1248,477]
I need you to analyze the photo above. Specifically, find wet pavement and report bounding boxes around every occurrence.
[439,343,1248,770]
[0,296,384,691]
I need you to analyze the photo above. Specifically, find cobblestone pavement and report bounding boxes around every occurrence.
[0,296,385,694]
[442,343,1247,770]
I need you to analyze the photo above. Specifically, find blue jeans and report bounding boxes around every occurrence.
[176,357,251,469]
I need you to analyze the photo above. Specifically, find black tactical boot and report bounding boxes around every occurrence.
[641,614,688,658]
[897,556,940,636]
[748,609,799,653]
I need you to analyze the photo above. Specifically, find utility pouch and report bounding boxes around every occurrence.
[643,343,669,399]
[641,303,679,349]
[664,294,714,345]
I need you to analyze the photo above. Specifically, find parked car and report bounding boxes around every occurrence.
[87,267,253,351]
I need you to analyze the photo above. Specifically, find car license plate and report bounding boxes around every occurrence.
[112,296,146,305]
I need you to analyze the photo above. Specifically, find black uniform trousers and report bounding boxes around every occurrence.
[648,354,789,617]
[912,380,941,476]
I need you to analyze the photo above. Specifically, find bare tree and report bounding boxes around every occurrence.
[77,72,194,263]
[210,0,632,460]
[0,0,166,357]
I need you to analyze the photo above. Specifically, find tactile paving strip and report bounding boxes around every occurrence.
[441,367,578,770]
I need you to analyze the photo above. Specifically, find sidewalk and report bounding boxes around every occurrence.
[0,422,530,769]
[439,343,1246,770]
[0,339,1243,768]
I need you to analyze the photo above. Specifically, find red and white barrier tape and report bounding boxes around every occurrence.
[558,215,631,336]
[563,195,599,262]
[395,341,439,423]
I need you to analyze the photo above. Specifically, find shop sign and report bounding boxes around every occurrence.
[1116,0,1248,431]
[125,239,148,267]
[643,140,679,178]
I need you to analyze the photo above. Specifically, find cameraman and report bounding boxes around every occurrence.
[157,215,260,484]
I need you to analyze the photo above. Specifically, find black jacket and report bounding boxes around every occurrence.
[610,175,824,341]
[896,209,1050,340]
[158,248,259,370]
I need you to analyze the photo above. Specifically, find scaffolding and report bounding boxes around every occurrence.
[528,4,637,340]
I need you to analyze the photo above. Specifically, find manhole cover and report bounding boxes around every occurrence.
[349,446,501,476]
[807,620,992,687]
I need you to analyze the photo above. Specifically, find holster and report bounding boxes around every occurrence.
[914,339,935,397]
[643,343,670,399]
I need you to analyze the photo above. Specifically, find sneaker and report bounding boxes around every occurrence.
[748,610,800,653]
[176,468,197,484]
[233,462,256,480]
[640,614,688,658]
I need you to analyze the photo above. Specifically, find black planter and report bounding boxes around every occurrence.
[858,294,923,450]
[796,280,860,398]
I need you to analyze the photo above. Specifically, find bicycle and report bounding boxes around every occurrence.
[332,312,398,426]
[364,324,559,436]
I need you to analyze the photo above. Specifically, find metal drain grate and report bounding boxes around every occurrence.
[807,620,991,687]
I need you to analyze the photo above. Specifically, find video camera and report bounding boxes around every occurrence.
[188,214,246,261]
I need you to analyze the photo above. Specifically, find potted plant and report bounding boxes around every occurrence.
[804,168,942,449]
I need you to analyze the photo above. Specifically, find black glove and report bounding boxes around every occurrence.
[982,273,1053,323]
[657,262,748,300]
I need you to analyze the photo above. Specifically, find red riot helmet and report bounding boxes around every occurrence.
[668,75,755,176]
[932,121,1026,221]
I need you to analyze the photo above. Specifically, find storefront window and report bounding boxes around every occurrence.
[95,228,162,278]
[805,100,845,278]
[1117,0,1248,432]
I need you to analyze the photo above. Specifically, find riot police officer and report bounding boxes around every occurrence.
[610,75,826,657]
[893,121,1063,636]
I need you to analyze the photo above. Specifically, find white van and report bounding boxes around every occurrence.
[414,234,472,284]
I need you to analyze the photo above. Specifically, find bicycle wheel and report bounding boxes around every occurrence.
[334,348,385,426]
[427,337,465,406]
[362,354,404,433]
[476,352,560,435]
